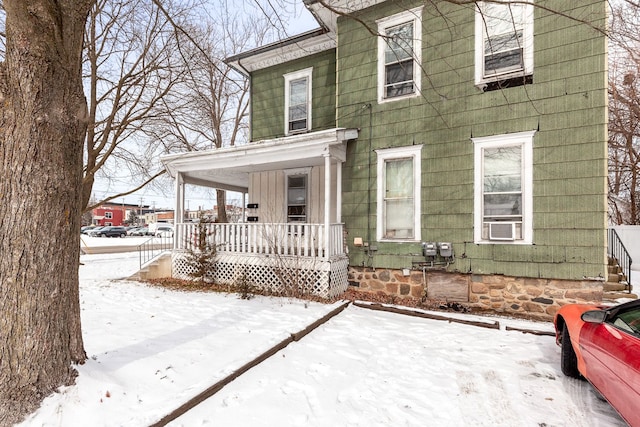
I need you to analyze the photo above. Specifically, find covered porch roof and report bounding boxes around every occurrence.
[160,128,358,193]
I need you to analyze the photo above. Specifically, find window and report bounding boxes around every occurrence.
[611,306,640,336]
[475,1,534,86]
[286,170,309,223]
[377,7,423,103]
[376,145,422,241]
[105,211,113,219]
[473,131,534,244]
[284,68,312,135]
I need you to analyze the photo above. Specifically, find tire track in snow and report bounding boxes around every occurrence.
[559,377,627,427]
[455,370,521,426]
[455,371,487,426]
[482,369,520,426]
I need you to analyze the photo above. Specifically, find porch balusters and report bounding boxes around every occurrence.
[175,222,344,259]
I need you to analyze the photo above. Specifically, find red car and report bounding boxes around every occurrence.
[554,299,640,426]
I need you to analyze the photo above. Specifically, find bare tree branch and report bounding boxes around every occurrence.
[85,169,167,211]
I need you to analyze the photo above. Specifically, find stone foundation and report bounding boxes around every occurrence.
[348,267,604,320]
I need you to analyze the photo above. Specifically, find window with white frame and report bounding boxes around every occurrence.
[285,169,310,223]
[377,7,423,103]
[105,211,113,219]
[376,145,422,241]
[475,1,534,86]
[284,68,312,135]
[473,131,534,244]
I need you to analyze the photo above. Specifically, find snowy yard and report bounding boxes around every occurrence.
[18,251,627,426]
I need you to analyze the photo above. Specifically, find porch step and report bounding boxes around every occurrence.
[607,273,622,283]
[603,291,638,302]
[130,253,172,281]
[604,282,632,292]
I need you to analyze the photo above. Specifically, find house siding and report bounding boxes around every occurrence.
[248,165,338,223]
[251,49,337,141]
[337,0,608,281]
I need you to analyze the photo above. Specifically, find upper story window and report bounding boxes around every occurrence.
[377,7,423,103]
[284,68,312,135]
[475,1,534,88]
[473,131,535,244]
[376,145,422,242]
[105,211,113,219]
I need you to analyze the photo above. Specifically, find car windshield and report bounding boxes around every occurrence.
[610,305,640,336]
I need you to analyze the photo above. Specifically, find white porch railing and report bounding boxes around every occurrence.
[175,223,345,259]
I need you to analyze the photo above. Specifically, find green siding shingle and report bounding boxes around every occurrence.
[336,0,607,280]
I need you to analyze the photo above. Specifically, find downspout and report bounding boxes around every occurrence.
[367,104,373,248]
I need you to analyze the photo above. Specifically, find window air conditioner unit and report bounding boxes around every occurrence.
[488,222,515,241]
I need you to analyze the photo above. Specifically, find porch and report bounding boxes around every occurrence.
[161,128,358,298]
[171,222,348,298]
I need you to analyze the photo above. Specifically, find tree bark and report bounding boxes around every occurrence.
[216,189,228,223]
[0,1,93,424]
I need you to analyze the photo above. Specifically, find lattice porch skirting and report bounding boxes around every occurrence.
[172,251,349,299]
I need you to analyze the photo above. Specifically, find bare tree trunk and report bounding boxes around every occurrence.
[0,1,92,424]
[216,189,228,223]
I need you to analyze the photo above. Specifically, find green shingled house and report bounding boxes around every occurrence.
[162,0,610,317]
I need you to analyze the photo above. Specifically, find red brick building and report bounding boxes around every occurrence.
[92,202,149,226]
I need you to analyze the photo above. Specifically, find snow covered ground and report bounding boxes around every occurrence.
[17,249,627,427]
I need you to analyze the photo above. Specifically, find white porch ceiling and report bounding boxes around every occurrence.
[161,128,358,193]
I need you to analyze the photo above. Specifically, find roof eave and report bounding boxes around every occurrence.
[226,29,335,76]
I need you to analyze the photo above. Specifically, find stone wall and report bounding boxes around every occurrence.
[348,267,604,320]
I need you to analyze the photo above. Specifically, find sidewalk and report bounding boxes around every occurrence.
[80,235,171,254]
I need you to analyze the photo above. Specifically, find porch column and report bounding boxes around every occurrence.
[336,160,342,223]
[324,154,331,260]
[242,192,246,222]
[174,172,185,250]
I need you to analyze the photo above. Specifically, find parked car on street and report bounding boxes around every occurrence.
[129,227,149,236]
[80,226,95,234]
[126,226,142,236]
[91,226,127,238]
[554,299,640,427]
[87,226,105,237]
[155,225,174,238]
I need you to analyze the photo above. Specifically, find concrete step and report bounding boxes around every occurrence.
[607,273,621,283]
[129,252,172,280]
[604,282,632,292]
[603,291,638,302]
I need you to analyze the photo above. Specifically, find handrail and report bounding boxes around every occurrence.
[138,235,174,270]
[608,228,632,293]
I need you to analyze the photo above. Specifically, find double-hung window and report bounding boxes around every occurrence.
[284,68,312,135]
[376,145,422,241]
[377,7,422,103]
[473,131,534,244]
[475,1,534,86]
[285,169,310,223]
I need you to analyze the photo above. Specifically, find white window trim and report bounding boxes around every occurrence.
[472,130,535,244]
[284,68,313,136]
[377,6,423,104]
[474,1,534,87]
[375,145,422,242]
